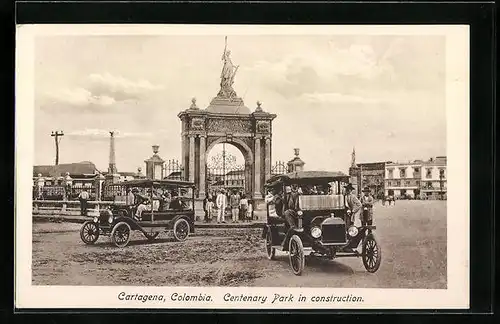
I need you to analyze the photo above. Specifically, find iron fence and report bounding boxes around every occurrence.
[206,164,250,196]
[164,159,185,181]
[271,161,287,176]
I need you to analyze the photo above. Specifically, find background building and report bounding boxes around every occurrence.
[384,161,422,199]
[384,156,446,199]
[348,148,388,198]
[350,162,388,199]
[33,161,99,187]
[420,156,447,199]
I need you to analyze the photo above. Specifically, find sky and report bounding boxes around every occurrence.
[34,34,446,173]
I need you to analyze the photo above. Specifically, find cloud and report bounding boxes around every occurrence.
[298,92,383,105]
[41,73,164,110]
[86,72,164,101]
[44,87,116,107]
[67,128,153,139]
[244,37,442,101]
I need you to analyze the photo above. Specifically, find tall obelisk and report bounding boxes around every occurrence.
[107,131,120,183]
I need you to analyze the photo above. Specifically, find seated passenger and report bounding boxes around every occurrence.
[134,195,150,221]
[169,192,186,210]
[150,192,160,211]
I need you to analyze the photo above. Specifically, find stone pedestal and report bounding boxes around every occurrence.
[287,148,305,173]
[145,145,165,180]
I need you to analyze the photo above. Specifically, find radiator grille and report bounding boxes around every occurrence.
[321,224,346,243]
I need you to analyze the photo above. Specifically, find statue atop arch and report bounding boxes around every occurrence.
[218,36,239,98]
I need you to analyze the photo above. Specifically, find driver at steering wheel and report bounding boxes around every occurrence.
[283,185,300,229]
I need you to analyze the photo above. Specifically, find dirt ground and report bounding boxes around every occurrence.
[32,200,447,288]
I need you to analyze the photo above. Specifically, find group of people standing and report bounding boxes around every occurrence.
[202,189,254,223]
[345,184,374,227]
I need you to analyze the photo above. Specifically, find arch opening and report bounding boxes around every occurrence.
[205,141,253,197]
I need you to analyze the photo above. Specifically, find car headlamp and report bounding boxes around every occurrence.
[348,226,359,237]
[108,215,114,224]
[93,217,99,223]
[310,226,322,239]
[297,210,303,216]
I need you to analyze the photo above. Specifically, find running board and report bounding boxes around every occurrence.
[335,252,360,257]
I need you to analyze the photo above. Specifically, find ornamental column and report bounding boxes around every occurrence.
[188,135,195,182]
[254,136,262,198]
[264,136,271,181]
[199,135,207,198]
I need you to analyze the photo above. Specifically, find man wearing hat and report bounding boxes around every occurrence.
[216,189,228,223]
[134,194,150,221]
[283,185,300,229]
[361,186,374,226]
[344,183,362,227]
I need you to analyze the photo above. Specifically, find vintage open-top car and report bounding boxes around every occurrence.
[79,179,196,247]
[262,171,382,275]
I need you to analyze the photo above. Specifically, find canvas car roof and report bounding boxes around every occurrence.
[121,179,195,188]
[265,171,349,186]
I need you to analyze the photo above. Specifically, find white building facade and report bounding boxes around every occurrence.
[384,161,422,198]
[384,156,447,199]
[420,156,447,199]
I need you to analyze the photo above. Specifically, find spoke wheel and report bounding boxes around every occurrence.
[110,222,131,248]
[173,218,190,242]
[362,233,382,273]
[265,230,276,260]
[288,235,305,276]
[80,221,99,245]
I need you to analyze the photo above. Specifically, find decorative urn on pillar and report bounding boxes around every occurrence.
[145,145,165,180]
[136,167,145,179]
[287,148,305,173]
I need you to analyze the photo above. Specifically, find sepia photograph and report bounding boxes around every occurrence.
[15,24,469,309]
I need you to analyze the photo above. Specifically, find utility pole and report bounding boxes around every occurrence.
[359,164,363,197]
[439,170,444,200]
[51,131,64,165]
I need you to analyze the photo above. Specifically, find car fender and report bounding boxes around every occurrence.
[112,215,140,231]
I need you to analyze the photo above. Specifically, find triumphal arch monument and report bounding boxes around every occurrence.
[178,38,276,199]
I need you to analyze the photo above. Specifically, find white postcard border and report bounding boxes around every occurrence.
[15,24,470,309]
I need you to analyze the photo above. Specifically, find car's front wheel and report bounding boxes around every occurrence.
[80,221,99,245]
[110,221,131,248]
[289,235,305,276]
[362,233,382,273]
[173,218,190,242]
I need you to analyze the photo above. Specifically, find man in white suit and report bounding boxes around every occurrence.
[344,183,362,227]
[216,189,227,223]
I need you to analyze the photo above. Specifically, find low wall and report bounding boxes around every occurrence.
[33,199,267,219]
[32,200,126,217]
